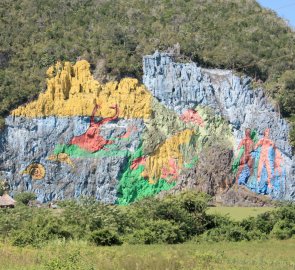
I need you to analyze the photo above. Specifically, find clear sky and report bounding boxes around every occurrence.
[258,0,295,28]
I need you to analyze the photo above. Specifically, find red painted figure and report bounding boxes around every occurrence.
[70,104,119,153]
[130,157,146,170]
[254,128,275,188]
[180,109,205,127]
[236,128,254,183]
[161,158,179,180]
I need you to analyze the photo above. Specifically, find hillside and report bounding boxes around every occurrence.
[0,0,295,135]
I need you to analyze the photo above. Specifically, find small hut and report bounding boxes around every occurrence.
[0,192,16,208]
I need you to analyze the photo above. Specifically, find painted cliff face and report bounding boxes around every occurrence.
[0,52,293,204]
[1,59,222,204]
[143,52,293,200]
[233,129,286,197]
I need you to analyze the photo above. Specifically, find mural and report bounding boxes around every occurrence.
[21,163,46,180]
[180,109,205,127]
[233,128,286,196]
[1,54,291,204]
[235,128,254,183]
[69,104,119,152]
[47,153,74,168]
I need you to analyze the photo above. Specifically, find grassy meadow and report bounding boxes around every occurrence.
[207,206,274,221]
[1,239,294,270]
[0,193,294,270]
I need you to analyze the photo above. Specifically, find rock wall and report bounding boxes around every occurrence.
[0,52,294,203]
[143,52,295,200]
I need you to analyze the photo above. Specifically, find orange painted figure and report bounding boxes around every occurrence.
[236,128,254,183]
[254,129,275,188]
[70,104,119,153]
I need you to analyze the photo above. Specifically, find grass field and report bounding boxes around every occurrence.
[0,239,294,270]
[207,207,274,221]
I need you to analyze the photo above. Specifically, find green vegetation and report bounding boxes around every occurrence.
[14,192,37,205]
[207,206,274,221]
[0,191,294,247]
[1,0,295,142]
[1,239,295,270]
[0,191,294,269]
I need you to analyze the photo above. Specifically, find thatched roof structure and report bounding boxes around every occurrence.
[0,193,16,208]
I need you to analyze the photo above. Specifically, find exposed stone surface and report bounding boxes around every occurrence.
[0,116,144,203]
[143,52,295,200]
[0,53,294,204]
[157,141,233,199]
[215,186,273,207]
[143,52,291,155]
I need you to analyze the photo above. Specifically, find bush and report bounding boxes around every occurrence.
[44,250,94,270]
[129,220,185,244]
[271,220,295,240]
[279,70,295,117]
[1,192,294,246]
[153,192,210,238]
[205,213,233,230]
[11,214,73,247]
[89,229,122,246]
[14,192,37,205]
[197,225,251,242]
[270,206,295,240]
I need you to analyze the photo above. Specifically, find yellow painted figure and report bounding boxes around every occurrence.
[47,153,75,168]
[12,61,152,119]
[21,163,46,180]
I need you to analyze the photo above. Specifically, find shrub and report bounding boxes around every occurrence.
[271,220,295,240]
[89,229,122,246]
[197,225,250,242]
[129,219,185,244]
[44,250,94,270]
[153,192,210,238]
[14,192,37,205]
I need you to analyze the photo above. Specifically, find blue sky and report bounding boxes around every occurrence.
[258,0,295,28]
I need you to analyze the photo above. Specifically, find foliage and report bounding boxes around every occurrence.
[89,229,122,246]
[44,250,94,270]
[0,180,10,196]
[198,204,295,242]
[0,0,295,129]
[278,70,295,117]
[0,191,210,246]
[0,192,294,248]
[14,192,37,205]
[1,240,295,270]
[128,219,185,244]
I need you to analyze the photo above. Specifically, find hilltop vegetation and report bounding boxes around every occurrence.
[0,0,295,134]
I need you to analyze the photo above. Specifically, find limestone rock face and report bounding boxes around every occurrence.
[143,52,291,155]
[0,116,144,203]
[0,52,294,204]
[143,52,294,200]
